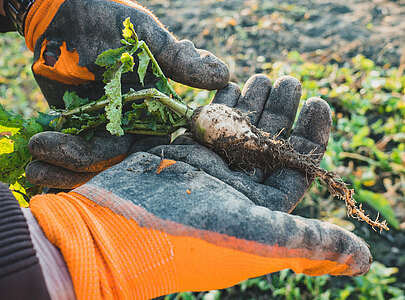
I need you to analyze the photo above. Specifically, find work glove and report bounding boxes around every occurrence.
[20,0,229,188]
[28,75,372,299]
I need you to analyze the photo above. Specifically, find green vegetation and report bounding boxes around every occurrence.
[0,32,47,205]
[0,105,43,202]
[163,262,404,300]
[265,52,404,230]
[0,23,403,299]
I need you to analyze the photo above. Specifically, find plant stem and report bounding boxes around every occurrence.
[125,88,193,118]
[73,118,172,136]
[61,99,109,117]
[61,89,162,116]
[62,88,194,121]
[139,42,181,101]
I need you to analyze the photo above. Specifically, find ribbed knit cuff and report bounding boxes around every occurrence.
[22,207,76,300]
[0,182,51,300]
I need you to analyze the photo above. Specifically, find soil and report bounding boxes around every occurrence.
[138,0,405,291]
[138,0,405,82]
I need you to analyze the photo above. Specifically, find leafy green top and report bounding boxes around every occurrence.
[58,17,185,138]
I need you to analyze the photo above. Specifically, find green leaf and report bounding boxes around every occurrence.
[156,79,172,96]
[151,62,160,78]
[144,98,163,113]
[95,47,128,68]
[144,98,168,122]
[104,65,124,136]
[102,67,117,83]
[61,113,106,136]
[122,28,135,44]
[62,91,90,110]
[137,50,151,86]
[61,127,80,135]
[0,104,23,128]
[0,105,43,189]
[356,190,400,229]
[24,118,43,137]
[36,112,59,130]
[0,138,13,154]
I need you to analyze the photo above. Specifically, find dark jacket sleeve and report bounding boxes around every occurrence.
[0,182,51,300]
[0,15,15,32]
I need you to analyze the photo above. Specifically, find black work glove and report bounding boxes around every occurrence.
[68,74,371,280]
[23,0,229,188]
[126,74,336,212]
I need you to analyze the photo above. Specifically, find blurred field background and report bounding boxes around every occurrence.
[1,0,405,298]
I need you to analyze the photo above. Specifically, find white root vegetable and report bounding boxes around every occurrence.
[191,104,259,147]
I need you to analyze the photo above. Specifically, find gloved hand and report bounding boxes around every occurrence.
[22,0,229,188]
[29,75,372,299]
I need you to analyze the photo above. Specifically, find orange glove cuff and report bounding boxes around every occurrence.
[25,0,96,85]
[30,192,350,300]
[24,0,160,52]
[24,0,65,51]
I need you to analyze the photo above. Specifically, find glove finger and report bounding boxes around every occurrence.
[257,76,302,138]
[74,151,371,277]
[234,74,272,126]
[222,75,271,181]
[290,97,332,157]
[26,160,97,189]
[264,97,332,212]
[129,136,170,153]
[29,132,135,172]
[128,134,198,157]
[211,82,241,107]
[121,4,229,90]
[157,40,230,90]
